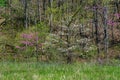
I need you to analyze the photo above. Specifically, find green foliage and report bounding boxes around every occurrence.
[46,5,63,24]
[0,35,15,53]
[42,34,61,61]
[0,0,6,7]
[0,35,8,53]
[35,22,49,42]
[84,45,97,58]
[74,45,97,59]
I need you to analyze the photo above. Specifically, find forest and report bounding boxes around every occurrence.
[0,0,120,80]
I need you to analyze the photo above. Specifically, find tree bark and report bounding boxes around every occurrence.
[24,0,28,29]
[37,0,41,22]
[103,7,109,55]
[93,1,100,54]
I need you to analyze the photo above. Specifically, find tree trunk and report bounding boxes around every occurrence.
[37,0,41,22]
[103,7,109,55]
[93,1,100,54]
[24,0,28,29]
[43,0,46,16]
[49,0,53,32]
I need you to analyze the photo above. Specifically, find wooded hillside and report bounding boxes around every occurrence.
[0,0,120,63]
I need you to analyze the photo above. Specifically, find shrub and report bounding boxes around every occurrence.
[15,22,49,59]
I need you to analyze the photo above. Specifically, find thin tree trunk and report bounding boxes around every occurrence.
[43,0,46,19]
[37,0,41,22]
[93,2,100,54]
[24,0,28,29]
[8,0,11,17]
[111,5,116,44]
[66,0,71,63]
[49,0,53,32]
[103,7,109,55]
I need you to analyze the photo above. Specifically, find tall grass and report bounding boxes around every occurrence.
[0,62,119,80]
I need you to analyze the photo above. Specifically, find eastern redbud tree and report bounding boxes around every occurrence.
[15,22,49,58]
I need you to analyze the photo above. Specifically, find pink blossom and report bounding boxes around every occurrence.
[107,20,116,26]
[29,42,34,46]
[16,46,21,49]
[21,33,28,38]
[114,13,120,19]
[18,32,41,50]
[16,46,26,50]
[21,33,33,39]
[20,41,31,45]
[39,43,42,47]
[19,47,26,50]
[35,36,39,41]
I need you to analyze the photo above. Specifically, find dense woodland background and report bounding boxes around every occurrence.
[0,0,120,63]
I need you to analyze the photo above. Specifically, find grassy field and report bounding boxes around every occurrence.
[0,62,119,80]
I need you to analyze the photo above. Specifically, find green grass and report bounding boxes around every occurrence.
[0,62,119,80]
